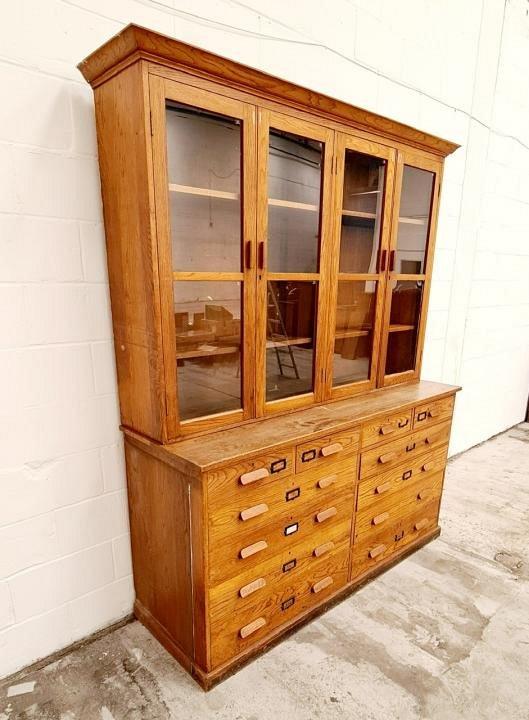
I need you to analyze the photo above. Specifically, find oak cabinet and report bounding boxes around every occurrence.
[79,24,460,689]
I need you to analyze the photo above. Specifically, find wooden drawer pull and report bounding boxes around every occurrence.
[378,451,396,464]
[317,474,338,489]
[240,503,269,521]
[415,519,429,531]
[369,544,386,559]
[375,481,391,494]
[379,424,395,436]
[320,442,343,457]
[239,616,266,639]
[239,467,269,486]
[429,408,440,418]
[417,490,429,501]
[312,576,333,594]
[313,541,335,557]
[316,506,337,523]
[425,434,441,445]
[239,577,266,598]
[240,539,268,559]
[372,511,389,526]
[422,461,435,472]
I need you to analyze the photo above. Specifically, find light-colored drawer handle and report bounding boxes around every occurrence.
[425,435,440,445]
[321,442,343,457]
[239,467,269,486]
[375,481,391,494]
[378,451,396,464]
[239,577,266,598]
[369,543,386,559]
[313,540,335,557]
[239,616,266,639]
[372,511,389,526]
[240,539,268,559]
[379,424,395,436]
[415,519,429,531]
[429,408,440,418]
[422,461,435,472]
[316,506,337,523]
[417,490,429,501]
[240,503,269,521]
[312,576,333,594]
[317,473,338,489]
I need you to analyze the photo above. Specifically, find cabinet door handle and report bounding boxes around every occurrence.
[313,540,335,558]
[239,616,266,638]
[417,490,429,501]
[369,544,386,559]
[379,249,387,272]
[317,474,337,489]
[245,240,253,270]
[312,576,333,594]
[240,503,269,521]
[240,539,268,559]
[316,506,337,523]
[389,249,395,271]
[375,481,391,494]
[379,424,395,436]
[239,577,266,598]
[239,467,269,486]
[320,442,343,457]
[415,519,429,531]
[422,461,434,472]
[258,240,265,269]
[372,511,389,526]
[378,451,396,464]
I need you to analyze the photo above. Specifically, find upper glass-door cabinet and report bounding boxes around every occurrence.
[150,77,257,432]
[380,151,441,385]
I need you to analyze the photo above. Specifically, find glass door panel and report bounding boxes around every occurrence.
[395,165,435,274]
[333,280,377,387]
[385,279,424,375]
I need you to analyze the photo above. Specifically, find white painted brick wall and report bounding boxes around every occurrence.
[1,0,529,679]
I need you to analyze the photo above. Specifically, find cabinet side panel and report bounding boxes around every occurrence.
[94,62,166,440]
[125,438,194,657]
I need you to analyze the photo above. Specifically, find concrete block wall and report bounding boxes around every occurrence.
[1,0,529,679]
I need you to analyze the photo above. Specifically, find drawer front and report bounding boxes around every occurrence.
[295,429,360,473]
[351,498,440,578]
[354,471,444,540]
[361,409,413,449]
[210,545,349,668]
[356,445,448,512]
[209,493,354,585]
[413,395,454,430]
[209,456,357,545]
[207,448,294,508]
[359,420,451,480]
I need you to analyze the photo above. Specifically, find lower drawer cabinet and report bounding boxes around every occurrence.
[210,542,350,668]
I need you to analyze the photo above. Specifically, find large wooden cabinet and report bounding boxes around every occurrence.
[79,25,460,689]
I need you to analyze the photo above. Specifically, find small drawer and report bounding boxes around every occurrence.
[359,420,451,481]
[296,429,360,473]
[361,409,413,449]
[413,395,454,430]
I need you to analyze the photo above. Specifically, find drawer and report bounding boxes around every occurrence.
[361,409,413,449]
[356,445,448,511]
[351,498,440,578]
[209,455,357,545]
[354,471,444,540]
[359,420,451,481]
[413,395,454,430]
[295,428,360,473]
[210,544,349,668]
[209,492,354,585]
[207,448,294,509]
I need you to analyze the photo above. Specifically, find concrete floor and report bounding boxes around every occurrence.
[2,423,529,720]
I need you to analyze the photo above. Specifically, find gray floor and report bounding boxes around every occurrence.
[2,424,529,720]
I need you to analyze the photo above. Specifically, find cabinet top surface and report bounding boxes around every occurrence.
[127,380,460,473]
[78,24,458,157]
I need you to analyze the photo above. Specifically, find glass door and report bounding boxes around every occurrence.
[150,76,257,433]
[327,135,396,399]
[256,110,334,414]
[380,150,441,385]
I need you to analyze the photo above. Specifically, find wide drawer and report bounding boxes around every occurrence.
[209,455,357,545]
[295,428,360,473]
[351,498,440,578]
[354,471,444,540]
[359,420,451,480]
[361,408,413,449]
[413,395,454,430]
[209,492,354,585]
[210,544,349,668]
[356,445,448,512]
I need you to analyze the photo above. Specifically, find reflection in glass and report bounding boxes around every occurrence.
[174,281,241,420]
[267,130,323,273]
[395,166,434,274]
[385,280,423,375]
[166,102,241,272]
[266,281,317,401]
[339,150,386,273]
[333,281,377,387]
